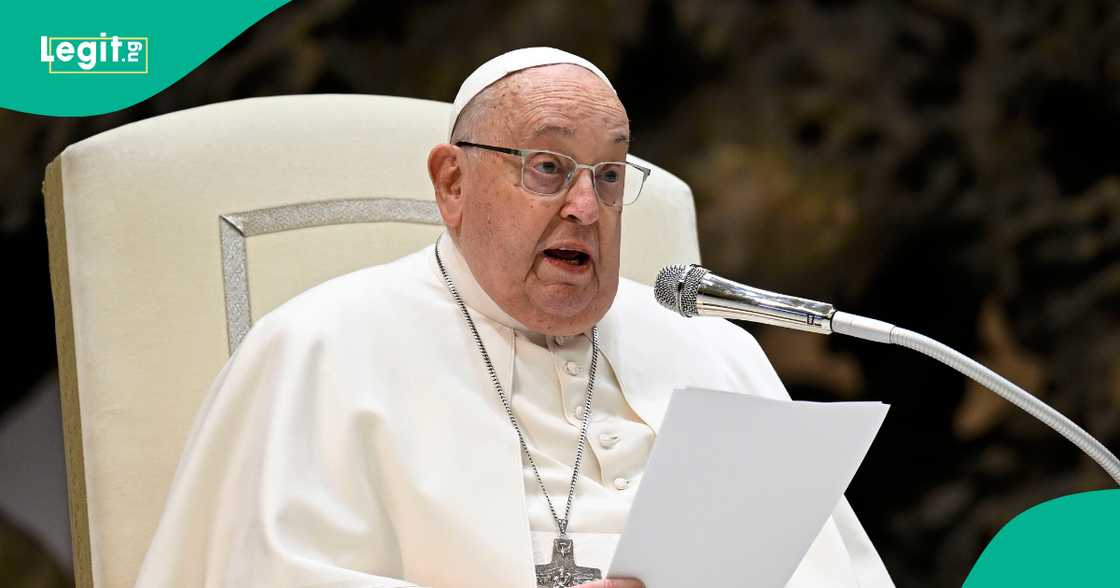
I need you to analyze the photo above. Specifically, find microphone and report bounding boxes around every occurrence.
[654,264,835,335]
[653,263,1120,485]
[655,264,893,341]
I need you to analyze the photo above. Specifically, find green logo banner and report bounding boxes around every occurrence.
[1,0,289,116]
[964,489,1120,586]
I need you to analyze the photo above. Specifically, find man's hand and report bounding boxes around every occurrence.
[575,580,644,588]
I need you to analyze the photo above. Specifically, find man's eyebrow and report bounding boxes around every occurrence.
[530,125,631,145]
[532,124,576,138]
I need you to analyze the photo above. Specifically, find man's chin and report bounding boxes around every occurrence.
[522,292,613,335]
[531,285,594,313]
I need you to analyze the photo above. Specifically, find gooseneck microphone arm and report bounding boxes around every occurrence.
[655,264,1120,486]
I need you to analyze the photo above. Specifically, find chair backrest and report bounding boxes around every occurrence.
[43,93,701,588]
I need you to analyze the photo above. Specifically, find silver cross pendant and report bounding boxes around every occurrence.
[535,537,602,588]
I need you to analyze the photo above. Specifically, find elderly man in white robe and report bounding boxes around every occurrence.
[135,48,894,588]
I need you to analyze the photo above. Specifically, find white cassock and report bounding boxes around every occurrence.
[135,235,894,588]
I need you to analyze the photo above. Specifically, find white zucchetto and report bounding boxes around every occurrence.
[448,46,616,141]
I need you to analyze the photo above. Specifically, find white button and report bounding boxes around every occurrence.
[613,477,631,491]
[599,432,621,448]
[574,405,585,419]
[564,361,580,376]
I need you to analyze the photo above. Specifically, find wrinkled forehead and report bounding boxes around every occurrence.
[500,65,630,144]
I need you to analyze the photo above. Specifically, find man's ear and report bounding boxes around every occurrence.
[429,143,465,230]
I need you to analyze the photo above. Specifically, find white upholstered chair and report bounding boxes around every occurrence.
[43,94,701,588]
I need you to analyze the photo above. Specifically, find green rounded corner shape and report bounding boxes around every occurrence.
[0,0,290,117]
[963,488,1120,587]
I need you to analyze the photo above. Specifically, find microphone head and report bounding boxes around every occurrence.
[654,264,710,317]
[654,264,687,310]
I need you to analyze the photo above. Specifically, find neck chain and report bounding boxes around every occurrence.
[435,239,604,588]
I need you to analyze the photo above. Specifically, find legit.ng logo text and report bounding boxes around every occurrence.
[40,33,148,74]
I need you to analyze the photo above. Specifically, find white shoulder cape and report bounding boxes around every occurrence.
[135,244,892,588]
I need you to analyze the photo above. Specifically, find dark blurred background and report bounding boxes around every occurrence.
[3,0,1119,586]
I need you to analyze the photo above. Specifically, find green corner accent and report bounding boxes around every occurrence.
[0,0,290,116]
[963,489,1120,587]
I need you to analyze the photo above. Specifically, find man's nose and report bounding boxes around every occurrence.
[559,167,601,225]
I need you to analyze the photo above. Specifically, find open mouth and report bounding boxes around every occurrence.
[543,248,591,266]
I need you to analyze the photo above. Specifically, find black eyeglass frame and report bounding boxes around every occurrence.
[454,140,651,208]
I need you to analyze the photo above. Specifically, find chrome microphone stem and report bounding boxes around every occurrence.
[695,272,835,334]
[654,263,1120,486]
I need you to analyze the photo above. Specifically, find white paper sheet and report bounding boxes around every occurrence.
[607,387,888,588]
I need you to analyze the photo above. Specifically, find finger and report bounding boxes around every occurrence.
[576,579,644,588]
[605,580,644,588]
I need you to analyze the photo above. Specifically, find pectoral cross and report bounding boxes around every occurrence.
[535,537,602,588]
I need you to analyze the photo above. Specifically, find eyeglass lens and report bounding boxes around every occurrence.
[523,151,643,206]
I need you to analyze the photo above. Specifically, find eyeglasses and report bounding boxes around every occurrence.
[455,141,651,208]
